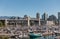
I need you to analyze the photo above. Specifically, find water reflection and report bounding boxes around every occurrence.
[30,37,44,39]
[30,35,55,39]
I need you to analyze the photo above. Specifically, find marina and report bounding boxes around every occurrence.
[0,25,60,39]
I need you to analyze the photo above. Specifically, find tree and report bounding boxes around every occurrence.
[0,21,3,27]
[0,21,5,27]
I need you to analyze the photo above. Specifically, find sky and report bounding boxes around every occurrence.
[0,0,60,18]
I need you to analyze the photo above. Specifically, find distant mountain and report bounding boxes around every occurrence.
[0,16,22,19]
[0,16,10,19]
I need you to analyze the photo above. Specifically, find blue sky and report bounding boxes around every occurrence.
[0,0,60,18]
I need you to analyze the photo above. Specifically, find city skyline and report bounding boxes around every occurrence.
[0,0,60,18]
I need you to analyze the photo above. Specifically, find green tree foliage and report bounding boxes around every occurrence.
[0,21,3,27]
[0,36,9,39]
[0,21,5,27]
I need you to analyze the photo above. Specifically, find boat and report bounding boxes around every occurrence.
[29,31,42,38]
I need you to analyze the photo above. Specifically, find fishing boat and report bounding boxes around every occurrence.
[28,31,42,38]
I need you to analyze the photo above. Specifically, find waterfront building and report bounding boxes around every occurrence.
[58,12,60,25]
[46,21,55,26]
[48,15,57,21]
[40,20,55,26]
[48,15,57,25]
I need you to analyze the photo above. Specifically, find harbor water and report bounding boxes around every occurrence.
[21,35,56,39]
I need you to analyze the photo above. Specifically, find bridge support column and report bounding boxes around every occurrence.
[38,18,40,26]
[27,16,30,26]
[5,19,7,26]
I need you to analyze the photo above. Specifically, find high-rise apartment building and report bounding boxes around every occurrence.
[42,12,48,25]
[58,12,60,25]
[42,12,48,21]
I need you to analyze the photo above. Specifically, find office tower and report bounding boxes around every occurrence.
[42,12,48,25]
[42,12,48,21]
[36,12,40,26]
[58,12,60,25]
[36,12,40,18]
